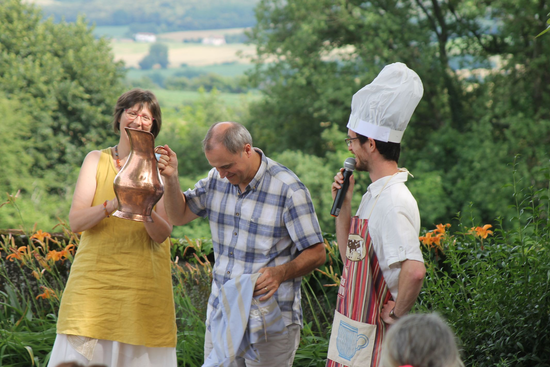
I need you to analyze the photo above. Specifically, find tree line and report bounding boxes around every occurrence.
[39,0,258,33]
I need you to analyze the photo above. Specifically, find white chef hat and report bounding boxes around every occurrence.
[347,62,423,143]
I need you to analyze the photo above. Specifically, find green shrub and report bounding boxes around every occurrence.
[416,175,550,365]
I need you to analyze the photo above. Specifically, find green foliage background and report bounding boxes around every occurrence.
[1,0,550,236]
[0,0,125,230]
[1,0,550,365]
[245,0,550,229]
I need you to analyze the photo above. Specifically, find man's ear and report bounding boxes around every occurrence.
[368,138,376,152]
[243,143,253,157]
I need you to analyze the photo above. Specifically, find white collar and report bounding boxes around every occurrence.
[367,169,411,198]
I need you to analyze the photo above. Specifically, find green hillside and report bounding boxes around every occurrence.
[37,0,260,32]
[150,88,259,109]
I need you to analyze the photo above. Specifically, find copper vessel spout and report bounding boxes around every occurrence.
[112,127,164,222]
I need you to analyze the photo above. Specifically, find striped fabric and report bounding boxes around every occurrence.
[327,217,392,367]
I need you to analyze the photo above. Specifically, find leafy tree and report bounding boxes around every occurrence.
[0,0,125,228]
[139,42,169,70]
[111,9,133,25]
[245,0,550,228]
[439,1,550,224]
[0,95,32,196]
[139,55,155,70]
[246,0,444,156]
[0,94,72,231]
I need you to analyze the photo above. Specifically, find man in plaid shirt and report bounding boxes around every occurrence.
[158,121,326,366]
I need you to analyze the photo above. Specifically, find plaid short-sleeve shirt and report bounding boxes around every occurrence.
[184,149,324,327]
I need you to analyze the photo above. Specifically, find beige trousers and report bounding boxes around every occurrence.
[204,324,301,367]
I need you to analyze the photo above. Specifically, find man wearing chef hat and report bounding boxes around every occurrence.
[326,63,427,367]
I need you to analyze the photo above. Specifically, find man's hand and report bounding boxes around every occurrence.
[156,144,178,178]
[254,266,288,301]
[332,167,355,202]
[381,300,397,325]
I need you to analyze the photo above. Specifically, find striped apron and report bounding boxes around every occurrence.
[326,216,392,367]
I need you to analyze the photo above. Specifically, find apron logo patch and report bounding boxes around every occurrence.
[346,234,367,261]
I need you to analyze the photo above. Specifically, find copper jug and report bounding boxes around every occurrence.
[112,127,164,222]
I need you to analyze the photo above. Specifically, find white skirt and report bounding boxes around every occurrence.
[47,334,177,367]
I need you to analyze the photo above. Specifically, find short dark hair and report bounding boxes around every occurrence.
[112,89,162,138]
[357,133,401,163]
[203,122,253,154]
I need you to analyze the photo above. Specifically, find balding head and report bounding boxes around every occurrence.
[203,121,253,154]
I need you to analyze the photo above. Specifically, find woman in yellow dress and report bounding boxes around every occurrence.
[48,89,177,367]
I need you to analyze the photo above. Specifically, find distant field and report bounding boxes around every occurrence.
[159,28,250,42]
[126,63,253,80]
[150,89,260,109]
[103,25,257,95]
[94,26,249,42]
[111,39,255,68]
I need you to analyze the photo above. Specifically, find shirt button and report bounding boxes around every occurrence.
[229,251,233,256]
[236,213,240,216]
[234,232,237,236]
[227,271,230,274]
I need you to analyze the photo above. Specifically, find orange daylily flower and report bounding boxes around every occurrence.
[419,232,434,246]
[434,223,451,235]
[45,244,76,263]
[6,246,27,262]
[472,224,493,239]
[420,226,447,252]
[36,286,57,300]
[46,250,63,262]
[64,244,76,255]
[432,233,443,248]
[31,230,52,243]
[6,252,22,261]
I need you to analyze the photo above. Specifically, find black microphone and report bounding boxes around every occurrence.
[330,157,356,217]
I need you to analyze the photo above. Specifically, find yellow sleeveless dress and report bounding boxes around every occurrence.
[57,148,176,348]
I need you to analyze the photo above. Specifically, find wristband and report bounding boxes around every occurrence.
[389,308,400,320]
[103,200,110,218]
